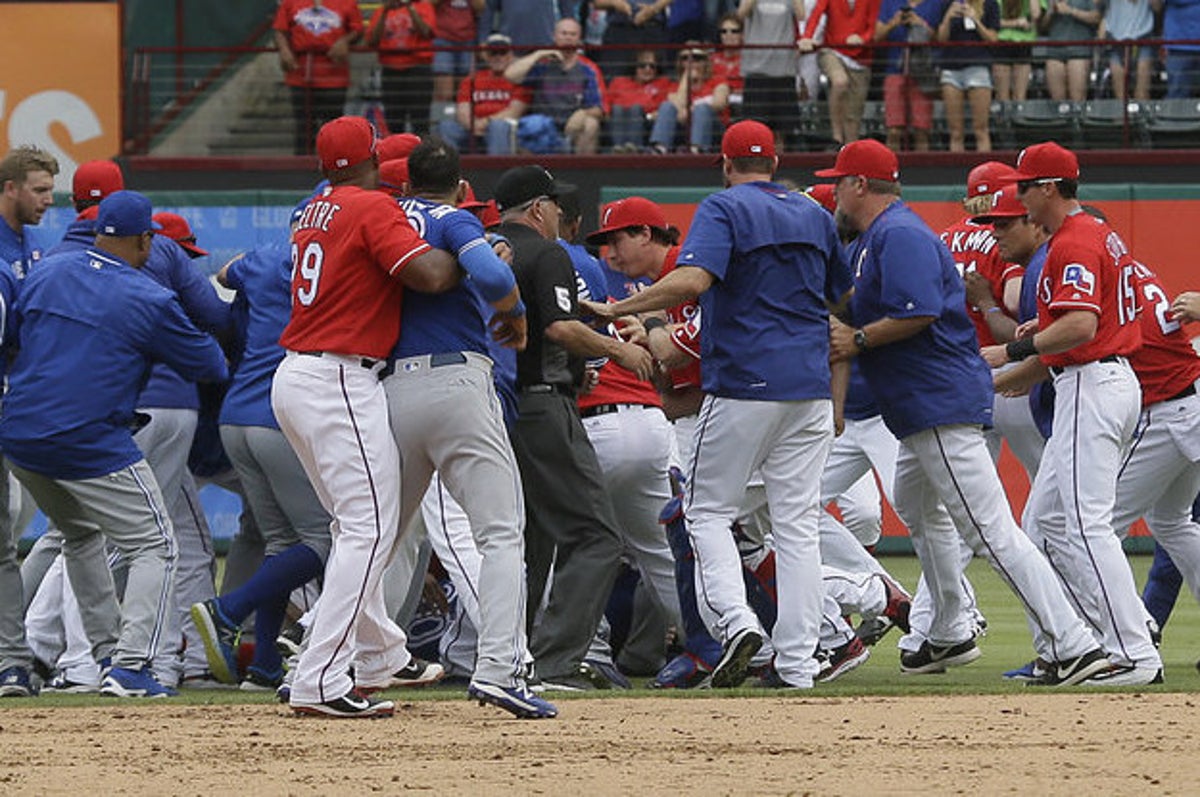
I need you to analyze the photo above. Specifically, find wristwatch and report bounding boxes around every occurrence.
[853,328,869,352]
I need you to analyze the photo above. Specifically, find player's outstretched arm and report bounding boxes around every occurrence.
[584,265,713,321]
[545,319,655,380]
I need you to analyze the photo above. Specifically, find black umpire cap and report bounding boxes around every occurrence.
[494,165,574,212]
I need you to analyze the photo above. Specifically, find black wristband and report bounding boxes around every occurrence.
[643,317,668,333]
[1005,337,1037,362]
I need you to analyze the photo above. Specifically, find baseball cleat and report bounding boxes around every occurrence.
[275,623,306,660]
[651,651,715,689]
[468,681,558,719]
[190,599,241,685]
[0,666,38,698]
[880,576,912,633]
[1002,659,1047,682]
[292,689,394,719]
[239,666,284,692]
[579,659,631,690]
[1026,648,1112,687]
[816,637,871,683]
[99,666,178,698]
[900,638,981,674]
[41,673,98,694]
[710,627,764,688]
[359,657,445,693]
[1083,663,1164,687]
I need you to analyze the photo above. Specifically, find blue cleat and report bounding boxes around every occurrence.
[190,599,241,685]
[100,666,178,698]
[468,681,558,719]
[0,666,37,697]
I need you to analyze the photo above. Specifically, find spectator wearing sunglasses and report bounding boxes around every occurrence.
[609,49,677,151]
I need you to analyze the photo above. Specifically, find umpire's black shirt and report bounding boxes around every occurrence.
[496,221,583,392]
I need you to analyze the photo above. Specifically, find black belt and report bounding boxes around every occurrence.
[299,350,380,370]
[522,383,573,396]
[580,403,648,418]
[1167,383,1197,402]
[1050,354,1122,378]
[378,351,468,380]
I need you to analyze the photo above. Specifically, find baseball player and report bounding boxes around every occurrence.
[0,252,29,696]
[190,199,334,691]
[982,142,1162,686]
[0,191,229,697]
[825,139,1108,685]
[383,140,556,719]
[0,146,56,277]
[588,121,854,689]
[271,117,457,718]
[941,161,1045,478]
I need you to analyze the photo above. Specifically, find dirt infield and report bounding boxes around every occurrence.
[1,692,1195,795]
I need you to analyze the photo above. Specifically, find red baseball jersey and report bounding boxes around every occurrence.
[279,185,432,359]
[1037,212,1143,368]
[373,2,437,70]
[939,217,1023,347]
[607,76,675,110]
[273,0,364,89]
[660,249,702,390]
[1127,263,1200,406]
[711,51,743,94]
[578,350,663,410]
[456,70,533,119]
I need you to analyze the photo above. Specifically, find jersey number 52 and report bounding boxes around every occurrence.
[291,242,324,306]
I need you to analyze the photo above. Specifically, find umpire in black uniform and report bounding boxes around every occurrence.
[493,165,654,690]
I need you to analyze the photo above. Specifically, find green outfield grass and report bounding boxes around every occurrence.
[8,555,1198,709]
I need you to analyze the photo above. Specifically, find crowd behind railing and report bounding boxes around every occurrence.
[131,0,1200,155]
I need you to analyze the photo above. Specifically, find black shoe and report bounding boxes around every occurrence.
[900,638,981,674]
[710,628,763,688]
[1026,647,1111,687]
[292,689,394,718]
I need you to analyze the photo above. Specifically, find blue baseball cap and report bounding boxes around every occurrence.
[97,190,162,237]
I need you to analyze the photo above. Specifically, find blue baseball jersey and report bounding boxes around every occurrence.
[0,247,228,480]
[218,241,292,429]
[0,219,51,279]
[678,181,853,401]
[0,259,18,354]
[560,239,614,369]
[48,217,233,411]
[843,360,881,421]
[393,198,503,359]
[848,201,994,440]
[1018,241,1054,440]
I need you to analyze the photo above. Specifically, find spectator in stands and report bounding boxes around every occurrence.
[496,0,559,47]
[647,46,731,151]
[710,12,745,112]
[505,17,608,153]
[935,0,1000,151]
[431,0,486,105]
[595,0,671,80]
[875,0,941,150]
[993,0,1038,101]
[1104,0,1158,100]
[801,0,884,146]
[608,48,677,151]
[437,33,533,153]
[1037,0,1101,101]
[369,0,438,136]
[1164,0,1200,98]
[669,0,707,41]
[272,0,364,155]
[740,0,804,151]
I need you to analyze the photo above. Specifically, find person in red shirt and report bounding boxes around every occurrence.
[436,33,532,154]
[709,13,744,110]
[983,141,1161,687]
[800,0,885,145]
[273,0,364,155]
[646,47,731,153]
[271,116,459,718]
[367,0,438,136]
[431,0,485,103]
[607,48,676,152]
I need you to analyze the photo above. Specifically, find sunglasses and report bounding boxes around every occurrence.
[1015,177,1062,194]
[721,27,742,33]
[637,62,658,69]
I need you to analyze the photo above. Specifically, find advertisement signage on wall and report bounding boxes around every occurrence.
[0,2,121,192]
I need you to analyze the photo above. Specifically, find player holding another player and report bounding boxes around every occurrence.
[271,117,459,718]
[983,142,1162,685]
[825,139,1109,685]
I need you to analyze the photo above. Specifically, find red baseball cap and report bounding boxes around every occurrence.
[966,161,1017,198]
[317,116,378,172]
[815,139,900,182]
[459,180,488,210]
[971,185,1027,223]
[153,212,208,257]
[73,160,124,202]
[377,133,422,163]
[1008,141,1080,182]
[720,120,777,160]
[585,197,670,245]
[379,158,409,197]
[804,183,837,214]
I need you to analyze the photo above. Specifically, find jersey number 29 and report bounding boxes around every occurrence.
[291,242,324,306]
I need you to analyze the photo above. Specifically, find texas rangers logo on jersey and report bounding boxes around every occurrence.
[295,5,342,34]
[854,247,869,279]
[1062,263,1096,297]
